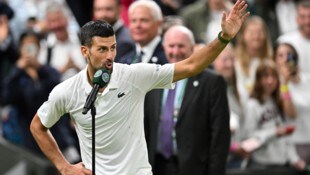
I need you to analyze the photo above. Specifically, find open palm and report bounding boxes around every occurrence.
[221,0,250,40]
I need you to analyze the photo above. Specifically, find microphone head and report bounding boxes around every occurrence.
[92,68,111,88]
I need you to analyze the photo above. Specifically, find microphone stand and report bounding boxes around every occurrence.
[90,102,96,175]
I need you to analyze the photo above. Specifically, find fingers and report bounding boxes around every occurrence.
[222,11,227,23]
[83,168,92,175]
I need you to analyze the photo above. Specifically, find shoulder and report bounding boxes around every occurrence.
[277,30,300,43]
[51,70,84,98]
[196,68,224,83]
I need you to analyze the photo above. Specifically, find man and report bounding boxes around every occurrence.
[117,0,168,65]
[93,0,134,61]
[277,0,310,75]
[38,2,86,81]
[30,0,249,174]
[144,25,230,175]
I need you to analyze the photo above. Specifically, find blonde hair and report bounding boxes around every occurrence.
[236,16,273,76]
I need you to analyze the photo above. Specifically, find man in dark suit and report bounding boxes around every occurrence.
[144,25,230,175]
[93,0,135,61]
[117,0,168,65]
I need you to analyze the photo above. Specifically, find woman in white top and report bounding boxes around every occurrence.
[275,42,310,167]
[234,16,273,105]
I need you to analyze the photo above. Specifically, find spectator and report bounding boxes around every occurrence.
[38,2,86,81]
[144,25,230,175]
[213,44,246,169]
[1,30,80,164]
[93,0,134,61]
[277,0,310,76]
[117,0,168,65]
[234,15,273,105]
[275,42,310,168]
[242,60,305,170]
[180,0,233,43]
[0,2,19,94]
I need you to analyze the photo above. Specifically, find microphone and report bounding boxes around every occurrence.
[82,68,111,114]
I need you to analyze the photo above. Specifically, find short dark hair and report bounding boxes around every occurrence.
[80,20,115,47]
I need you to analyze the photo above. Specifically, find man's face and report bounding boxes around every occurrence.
[297,5,310,38]
[82,36,117,73]
[46,11,68,41]
[163,30,193,63]
[93,0,120,25]
[213,48,235,81]
[129,6,161,47]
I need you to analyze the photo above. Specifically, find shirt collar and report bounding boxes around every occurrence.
[83,63,120,95]
[135,36,161,63]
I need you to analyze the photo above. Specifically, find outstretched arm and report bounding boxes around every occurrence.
[30,114,92,175]
[173,0,249,82]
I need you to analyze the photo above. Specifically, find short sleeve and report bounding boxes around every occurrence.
[127,63,175,92]
[37,84,68,128]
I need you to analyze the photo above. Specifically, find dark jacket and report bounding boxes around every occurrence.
[144,69,230,175]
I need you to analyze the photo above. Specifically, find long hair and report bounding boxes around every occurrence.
[251,60,282,111]
[236,16,273,76]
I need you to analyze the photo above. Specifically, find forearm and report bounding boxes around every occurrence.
[30,115,70,172]
[174,36,228,82]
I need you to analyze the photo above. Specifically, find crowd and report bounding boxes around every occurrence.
[0,0,309,174]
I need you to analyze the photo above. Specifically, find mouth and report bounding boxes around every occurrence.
[105,62,113,70]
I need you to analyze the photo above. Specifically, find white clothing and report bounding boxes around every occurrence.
[235,57,260,106]
[275,0,297,34]
[244,98,299,165]
[288,73,310,143]
[205,10,222,44]
[37,63,174,175]
[38,32,86,81]
[277,31,310,75]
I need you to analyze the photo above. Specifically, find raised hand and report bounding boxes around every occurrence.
[221,0,250,40]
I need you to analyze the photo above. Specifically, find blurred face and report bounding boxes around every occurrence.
[20,35,40,58]
[46,11,68,41]
[297,5,310,38]
[129,6,161,47]
[243,21,265,51]
[93,0,120,25]
[163,30,193,63]
[275,44,294,66]
[213,48,235,80]
[81,36,116,75]
[260,69,278,96]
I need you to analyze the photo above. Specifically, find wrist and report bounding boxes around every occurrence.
[218,31,231,44]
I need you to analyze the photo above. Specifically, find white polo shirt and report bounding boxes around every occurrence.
[37,63,174,175]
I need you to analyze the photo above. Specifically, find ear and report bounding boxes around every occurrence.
[81,45,89,58]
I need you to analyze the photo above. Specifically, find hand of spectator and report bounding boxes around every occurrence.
[0,15,9,43]
[278,63,291,84]
[221,0,250,41]
[293,159,306,171]
[59,162,92,175]
[276,125,295,137]
[60,57,80,74]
